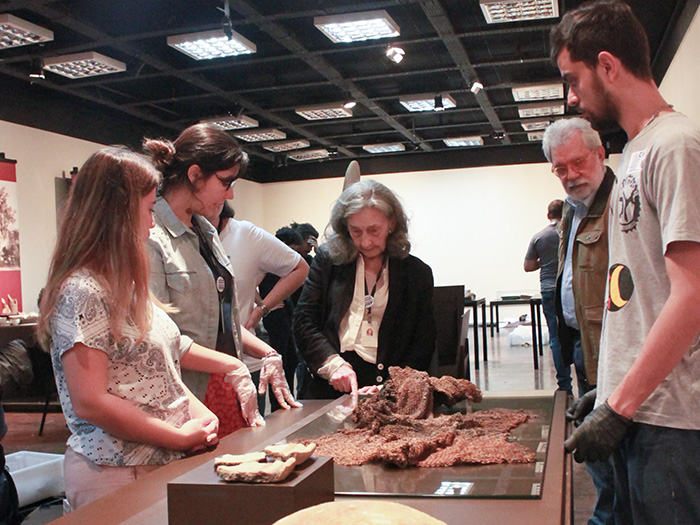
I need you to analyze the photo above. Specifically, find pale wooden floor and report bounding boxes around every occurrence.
[2,321,596,525]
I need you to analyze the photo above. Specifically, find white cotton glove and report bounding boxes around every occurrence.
[224,366,265,427]
[259,352,303,410]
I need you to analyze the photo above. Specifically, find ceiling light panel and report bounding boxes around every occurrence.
[400,93,456,112]
[443,136,484,147]
[289,149,329,161]
[0,14,53,49]
[43,52,126,79]
[295,102,353,121]
[512,82,564,102]
[201,115,259,130]
[234,128,286,142]
[480,0,558,24]
[363,143,406,154]
[518,102,565,119]
[262,140,310,152]
[167,29,256,60]
[528,131,545,141]
[521,119,551,131]
[314,10,400,43]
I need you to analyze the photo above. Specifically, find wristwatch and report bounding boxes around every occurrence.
[256,301,270,317]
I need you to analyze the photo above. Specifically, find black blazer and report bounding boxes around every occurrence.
[293,246,436,398]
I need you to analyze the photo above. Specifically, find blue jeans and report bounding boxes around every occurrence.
[541,290,572,391]
[572,333,591,398]
[612,423,700,525]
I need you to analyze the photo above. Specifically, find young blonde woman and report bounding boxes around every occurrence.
[38,147,260,510]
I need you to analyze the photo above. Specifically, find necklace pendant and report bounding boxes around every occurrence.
[364,294,374,308]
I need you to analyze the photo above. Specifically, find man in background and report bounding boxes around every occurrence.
[552,1,700,522]
[524,199,570,392]
[543,117,615,525]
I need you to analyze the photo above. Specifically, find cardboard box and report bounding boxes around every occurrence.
[168,456,334,525]
[5,451,65,507]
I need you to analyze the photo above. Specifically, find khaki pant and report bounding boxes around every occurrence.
[63,447,161,512]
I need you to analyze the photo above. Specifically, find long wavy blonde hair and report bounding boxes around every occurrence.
[37,147,161,350]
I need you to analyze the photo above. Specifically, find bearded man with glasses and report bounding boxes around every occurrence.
[543,117,616,525]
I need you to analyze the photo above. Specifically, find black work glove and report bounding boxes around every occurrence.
[566,388,597,426]
[564,400,632,463]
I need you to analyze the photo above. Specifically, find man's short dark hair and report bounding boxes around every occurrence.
[276,226,303,247]
[291,222,319,239]
[550,0,653,81]
[548,199,564,220]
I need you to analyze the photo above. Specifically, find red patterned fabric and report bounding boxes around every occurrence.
[203,373,247,437]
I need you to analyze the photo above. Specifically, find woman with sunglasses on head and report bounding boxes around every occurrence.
[294,179,436,401]
[144,123,299,436]
[38,147,265,510]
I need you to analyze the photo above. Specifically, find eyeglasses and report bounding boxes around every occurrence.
[215,173,238,190]
[552,149,595,178]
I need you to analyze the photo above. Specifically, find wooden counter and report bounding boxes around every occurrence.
[53,391,572,525]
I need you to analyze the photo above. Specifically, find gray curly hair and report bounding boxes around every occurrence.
[325,179,410,264]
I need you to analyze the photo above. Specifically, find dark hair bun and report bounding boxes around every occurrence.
[143,139,176,171]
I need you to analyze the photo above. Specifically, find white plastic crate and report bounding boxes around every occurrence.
[5,451,65,507]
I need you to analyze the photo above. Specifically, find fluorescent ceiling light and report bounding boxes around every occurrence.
[295,102,353,121]
[521,119,551,131]
[43,52,126,79]
[167,29,256,60]
[518,102,565,118]
[234,128,286,142]
[289,149,329,161]
[201,115,259,130]
[480,0,558,24]
[362,143,406,154]
[443,136,484,147]
[400,93,456,112]
[512,82,564,102]
[528,131,545,141]
[0,14,53,49]
[262,139,311,153]
[314,10,400,43]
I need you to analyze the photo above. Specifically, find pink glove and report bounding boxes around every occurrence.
[224,366,265,427]
[259,352,303,410]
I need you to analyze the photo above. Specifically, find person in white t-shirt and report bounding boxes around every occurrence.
[208,202,308,413]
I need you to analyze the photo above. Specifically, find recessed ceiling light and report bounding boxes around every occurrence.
[518,102,565,118]
[167,29,256,60]
[362,143,406,154]
[0,14,53,50]
[289,149,330,161]
[400,93,456,112]
[262,139,311,152]
[295,102,353,121]
[43,52,126,79]
[201,115,259,130]
[234,128,286,142]
[521,119,551,131]
[512,82,564,102]
[314,10,400,43]
[480,0,558,24]
[443,136,484,147]
[528,131,545,141]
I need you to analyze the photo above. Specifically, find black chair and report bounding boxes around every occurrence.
[431,285,470,379]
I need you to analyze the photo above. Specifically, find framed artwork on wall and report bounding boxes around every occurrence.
[0,157,22,312]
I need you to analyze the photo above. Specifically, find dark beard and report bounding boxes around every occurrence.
[584,75,621,134]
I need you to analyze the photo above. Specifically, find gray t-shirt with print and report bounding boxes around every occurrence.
[597,112,700,430]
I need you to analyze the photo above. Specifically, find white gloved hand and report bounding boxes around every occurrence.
[224,366,265,427]
[259,352,303,410]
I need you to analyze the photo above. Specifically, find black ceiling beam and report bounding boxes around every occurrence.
[228,0,430,154]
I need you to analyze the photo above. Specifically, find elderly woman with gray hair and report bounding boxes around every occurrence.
[294,179,436,400]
